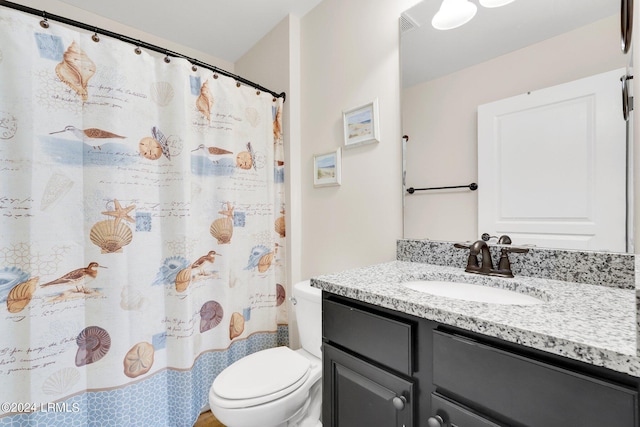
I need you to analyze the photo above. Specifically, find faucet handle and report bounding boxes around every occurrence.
[502,246,529,254]
[453,242,471,249]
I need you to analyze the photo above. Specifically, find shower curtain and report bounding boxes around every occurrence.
[0,7,287,426]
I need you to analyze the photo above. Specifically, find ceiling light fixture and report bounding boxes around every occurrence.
[432,0,478,30]
[479,0,516,7]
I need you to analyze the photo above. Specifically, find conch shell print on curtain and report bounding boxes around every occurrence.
[196,79,213,123]
[55,40,96,101]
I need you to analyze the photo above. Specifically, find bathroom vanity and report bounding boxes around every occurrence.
[315,241,640,427]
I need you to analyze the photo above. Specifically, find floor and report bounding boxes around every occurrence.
[194,410,225,427]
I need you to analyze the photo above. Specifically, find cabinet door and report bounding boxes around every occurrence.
[323,344,414,427]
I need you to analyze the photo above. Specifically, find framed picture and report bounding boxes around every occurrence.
[313,148,342,187]
[343,98,380,148]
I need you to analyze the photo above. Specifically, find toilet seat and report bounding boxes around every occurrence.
[211,346,312,409]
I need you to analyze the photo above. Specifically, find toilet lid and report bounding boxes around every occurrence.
[212,346,311,400]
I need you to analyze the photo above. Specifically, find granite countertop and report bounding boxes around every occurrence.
[311,261,640,377]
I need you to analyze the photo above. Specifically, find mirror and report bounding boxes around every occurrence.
[400,0,633,252]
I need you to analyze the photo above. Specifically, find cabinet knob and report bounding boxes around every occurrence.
[427,415,444,427]
[392,395,407,410]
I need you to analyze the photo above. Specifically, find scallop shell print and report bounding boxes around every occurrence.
[123,342,154,378]
[152,256,190,286]
[42,367,81,396]
[245,107,260,127]
[150,81,174,106]
[7,277,38,313]
[55,41,96,101]
[75,326,111,367]
[90,220,133,253]
[229,312,245,340]
[200,300,224,333]
[210,217,233,244]
[196,79,213,122]
[120,286,146,311]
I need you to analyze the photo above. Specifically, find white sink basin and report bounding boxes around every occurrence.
[402,280,544,305]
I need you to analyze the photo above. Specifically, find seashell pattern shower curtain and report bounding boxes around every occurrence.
[0,7,287,426]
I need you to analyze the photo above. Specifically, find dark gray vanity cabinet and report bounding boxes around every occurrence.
[322,292,640,427]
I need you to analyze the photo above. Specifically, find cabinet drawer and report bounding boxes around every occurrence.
[323,299,413,375]
[431,393,502,427]
[433,331,638,427]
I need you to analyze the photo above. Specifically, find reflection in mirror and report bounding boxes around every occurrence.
[400,0,633,252]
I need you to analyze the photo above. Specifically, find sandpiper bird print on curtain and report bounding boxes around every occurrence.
[40,262,106,293]
[49,126,126,149]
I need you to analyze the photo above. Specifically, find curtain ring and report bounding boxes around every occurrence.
[273,97,277,102]
[134,46,142,55]
[40,11,49,29]
[256,90,261,96]
[191,64,197,72]
[213,73,219,79]
[236,81,241,88]
[164,52,171,63]
[91,29,100,43]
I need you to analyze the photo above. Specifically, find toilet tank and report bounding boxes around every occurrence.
[293,280,322,359]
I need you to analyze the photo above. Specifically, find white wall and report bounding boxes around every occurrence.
[14,0,233,70]
[402,15,627,242]
[300,0,410,279]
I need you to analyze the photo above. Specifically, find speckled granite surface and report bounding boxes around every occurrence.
[397,239,635,289]
[312,261,640,377]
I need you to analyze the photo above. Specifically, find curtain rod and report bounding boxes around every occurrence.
[0,0,286,102]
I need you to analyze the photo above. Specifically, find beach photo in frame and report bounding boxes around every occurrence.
[343,98,380,148]
[313,148,342,187]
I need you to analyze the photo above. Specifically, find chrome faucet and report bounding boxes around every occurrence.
[454,236,529,278]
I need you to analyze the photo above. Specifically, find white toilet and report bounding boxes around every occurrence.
[208,280,322,427]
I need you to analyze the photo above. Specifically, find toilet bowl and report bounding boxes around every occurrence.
[208,280,322,427]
